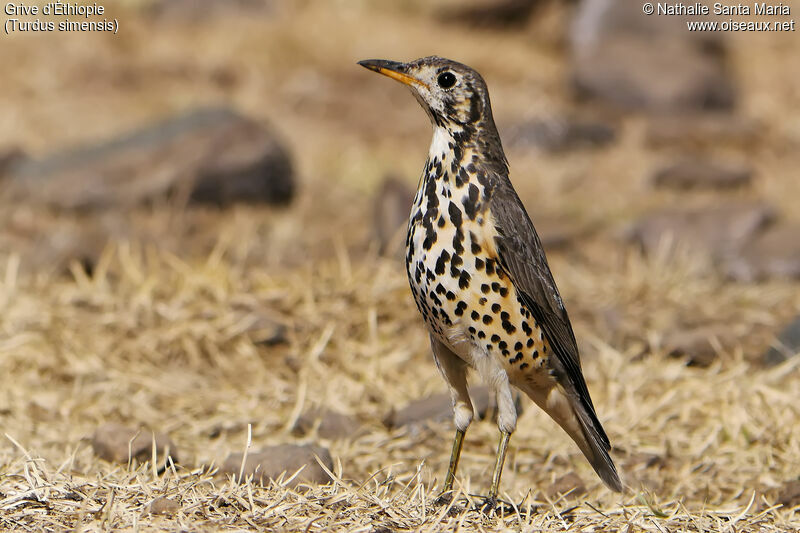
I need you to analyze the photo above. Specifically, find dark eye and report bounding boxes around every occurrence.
[437,72,456,89]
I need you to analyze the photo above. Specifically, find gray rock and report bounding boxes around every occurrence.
[651,159,752,190]
[147,497,181,515]
[0,147,26,178]
[661,325,735,367]
[625,202,775,261]
[5,107,294,210]
[293,408,363,440]
[91,423,179,467]
[763,315,800,366]
[725,224,800,282]
[384,387,490,429]
[220,444,333,487]
[570,0,734,111]
[504,117,616,152]
[547,471,587,499]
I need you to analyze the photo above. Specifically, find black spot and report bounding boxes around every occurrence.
[475,258,485,270]
[437,216,446,228]
[435,283,446,295]
[491,334,501,343]
[543,345,547,353]
[502,321,516,335]
[478,297,487,305]
[478,330,486,339]
[448,202,463,228]
[527,338,534,348]
[435,253,449,275]
[500,311,510,321]
[458,270,471,289]
[499,287,509,297]
[452,253,463,268]
[446,291,456,301]
[491,303,501,314]
[480,284,490,294]
[532,349,538,359]
[514,342,523,351]
[482,314,492,325]
[454,301,467,316]
[522,321,532,336]
[471,310,480,320]
[520,363,529,370]
[485,260,495,275]
[463,184,479,220]
[470,233,481,254]
[452,229,465,255]
[491,282,501,293]
[498,340,507,351]
[468,326,476,335]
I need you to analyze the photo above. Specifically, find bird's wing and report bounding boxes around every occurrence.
[489,178,609,448]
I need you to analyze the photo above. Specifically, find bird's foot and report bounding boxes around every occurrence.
[474,495,516,516]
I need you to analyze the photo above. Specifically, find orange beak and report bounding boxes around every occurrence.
[358,59,429,89]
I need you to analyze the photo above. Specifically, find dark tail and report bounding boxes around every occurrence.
[523,384,622,492]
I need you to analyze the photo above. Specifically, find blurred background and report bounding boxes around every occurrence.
[1,0,800,530]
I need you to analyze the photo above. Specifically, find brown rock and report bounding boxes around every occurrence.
[373,176,414,258]
[570,0,733,111]
[293,408,362,440]
[148,497,181,515]
[725,224,800,282]
[777,479,800,508]
[504,117,616,152]
[547,472,587,499]
[661,325,735,367]
[439,0,542,29]
[646,115,761,149]
[220,444,333,487]
[91,423,179,467]
[384,387,491,429]
[651,160,752,190]
[763,315,800,367]
[4,107,294,210]
[625,202,776,261]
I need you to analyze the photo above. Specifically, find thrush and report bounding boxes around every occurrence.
[358,56,622,504]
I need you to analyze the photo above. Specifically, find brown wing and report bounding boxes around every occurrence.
[489,178,610,450]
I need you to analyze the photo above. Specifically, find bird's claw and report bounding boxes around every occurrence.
[474,496,516,516]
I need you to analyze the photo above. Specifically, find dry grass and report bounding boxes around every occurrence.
[2,1,800,531]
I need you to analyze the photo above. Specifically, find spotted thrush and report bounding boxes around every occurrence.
[358,56,622,503]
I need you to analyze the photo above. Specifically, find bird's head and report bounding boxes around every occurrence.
[358,56,494,132]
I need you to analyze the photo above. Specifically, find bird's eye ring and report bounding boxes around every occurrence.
[437,72,456,89]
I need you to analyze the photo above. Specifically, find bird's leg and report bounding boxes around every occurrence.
[479,375,517,513]
[430,337,473,503]
[487,430,511,501]
[443,428,465,493]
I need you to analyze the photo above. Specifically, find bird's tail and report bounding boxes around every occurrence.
[522,384,623,492]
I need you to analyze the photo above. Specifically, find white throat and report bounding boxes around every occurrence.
[428,127,453,161]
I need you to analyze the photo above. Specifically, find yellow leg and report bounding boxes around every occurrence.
[487,431,511,501]
[442,428,465,493]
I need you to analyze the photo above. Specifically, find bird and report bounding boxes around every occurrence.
[358,56,622,506]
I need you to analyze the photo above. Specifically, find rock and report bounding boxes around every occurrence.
[4,107,294,210]
[148,497,181,515]
[220,444,333,487]
[147,0,272,21]
[625,202,775,261]
[0,147,26,178]
[373,176,414,258]
[438,0,541,28]
[777,479,800,508]
[661,325,735,367]
[570,0,733,111]
[763,315,800,367]
[651,160,752,190]
[725,225,800,282]
[646,115,761,149]
[547,472,587,499]
[504,117,616,152]
[91,423,179,467]
[384,387,491,429]
[293,408,362,440]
